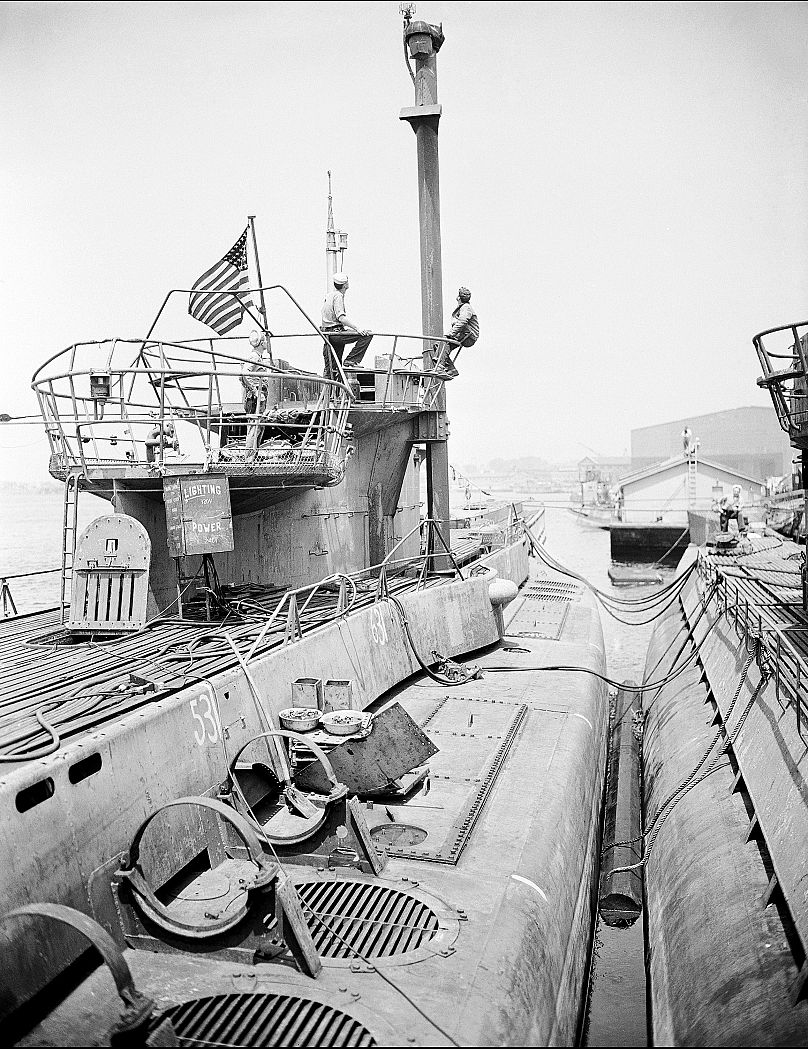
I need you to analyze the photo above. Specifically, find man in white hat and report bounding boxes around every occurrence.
[320,272,373,385]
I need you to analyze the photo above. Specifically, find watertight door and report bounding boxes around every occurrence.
[68,514,150,632]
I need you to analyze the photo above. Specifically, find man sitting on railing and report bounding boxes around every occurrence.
[435,287,479,379]
[320,272,373,393]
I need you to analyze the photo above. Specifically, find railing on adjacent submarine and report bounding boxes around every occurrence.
[754,321,808,444]
[696,553,808,741]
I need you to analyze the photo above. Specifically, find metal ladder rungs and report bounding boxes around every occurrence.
[60,472,83,624]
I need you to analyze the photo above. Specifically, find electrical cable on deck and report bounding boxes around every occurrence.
[387,595,479,686]
[483,605,727,694]
[522,520,697,623]
[643,579,719,685]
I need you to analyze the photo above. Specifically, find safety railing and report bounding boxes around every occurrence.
[1,568,61,618]
[161,519,474,652]
[754,322,808,442]
[696,552,808,740]
[32,335,449,483]
[33,349,350,484]
[341,331,456,409]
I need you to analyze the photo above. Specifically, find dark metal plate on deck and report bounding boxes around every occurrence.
[384,702,528,865]
[294,702,438,795]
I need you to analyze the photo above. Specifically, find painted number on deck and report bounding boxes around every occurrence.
[189,687,221,746]
[370,605,388,645]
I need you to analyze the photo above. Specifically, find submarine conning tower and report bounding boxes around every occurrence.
[31,294,452,618]
[32,13,457,621]
[754,320,808,603]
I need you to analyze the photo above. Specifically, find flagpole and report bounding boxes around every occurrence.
[247,215,273,361]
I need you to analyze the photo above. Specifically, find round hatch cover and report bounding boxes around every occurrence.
[296,878,441,960]
[157,992,376,1047]
[369,823,428,849]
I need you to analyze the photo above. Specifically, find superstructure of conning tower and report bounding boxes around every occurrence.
[34,304,449,618]
[32,12,456,623]
[754,321,808,603]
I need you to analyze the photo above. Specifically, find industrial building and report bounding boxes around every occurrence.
[631,406,791,480]
[615,454,765,526]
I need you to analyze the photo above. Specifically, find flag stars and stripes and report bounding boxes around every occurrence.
[188,227,254,335]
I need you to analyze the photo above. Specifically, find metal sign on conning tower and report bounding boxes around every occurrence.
[164,475,234,558]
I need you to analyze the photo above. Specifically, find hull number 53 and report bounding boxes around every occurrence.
[189,686,221,746]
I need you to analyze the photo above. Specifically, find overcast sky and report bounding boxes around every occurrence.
[1,0,806,481]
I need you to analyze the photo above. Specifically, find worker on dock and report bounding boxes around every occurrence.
[719,485,746,534]
[320,272,373,391]
[435,287,479,379]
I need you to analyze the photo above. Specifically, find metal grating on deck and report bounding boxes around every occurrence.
[156,992,376,1047]
[295,880,440,959]
[524,580,582,602]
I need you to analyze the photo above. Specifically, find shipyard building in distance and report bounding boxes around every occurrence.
[631,405,792,481]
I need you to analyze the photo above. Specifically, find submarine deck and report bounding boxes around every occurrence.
[653,527,808,1026]
[15,560,609,1047]
[0,574,445,766]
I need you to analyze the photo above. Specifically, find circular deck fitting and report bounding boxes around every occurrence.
[156,992,376,1048]
[294,876,458,966]
[369,823,428,849]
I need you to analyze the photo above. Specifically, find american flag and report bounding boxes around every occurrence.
[188,227,254,334]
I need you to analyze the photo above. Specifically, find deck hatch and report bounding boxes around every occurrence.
[295,880,440,958]
[384,701,529,864]
[509,600,570,640]
[156,992,376,1047]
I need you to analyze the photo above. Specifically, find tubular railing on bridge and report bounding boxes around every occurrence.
[32,333,449,479]
[754,322,808,440]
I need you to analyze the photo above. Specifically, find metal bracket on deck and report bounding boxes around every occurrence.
[0,903,156,1040]
[112,796,321,975]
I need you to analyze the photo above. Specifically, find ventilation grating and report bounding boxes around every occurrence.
[525,580,582,602]
[296,879,440,959]
[157,993,376,1047]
